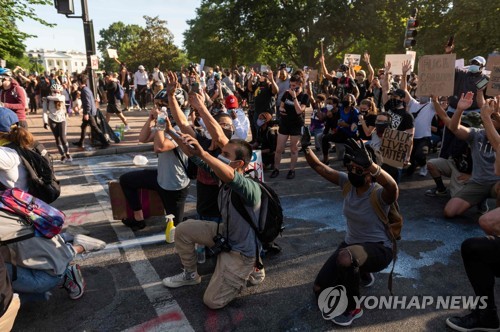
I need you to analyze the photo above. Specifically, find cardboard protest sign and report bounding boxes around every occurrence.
[486,54,500,71]
[417,54,456,97]
[107,49,118,59]
[245,150,264,182]
[379,128,413,168]
[487,66,500,95]
[308,69,318,82]
[455,59,465,68]
[344,54,361,66]
[406,50,417,63]
[385,54,414,75]
[90,55,99,70]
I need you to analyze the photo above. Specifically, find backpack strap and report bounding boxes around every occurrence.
[369,187,398,295]
[172,147,190,178]
[231,186,264,270]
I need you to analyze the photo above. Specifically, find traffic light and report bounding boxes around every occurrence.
[404,10,419,49]
[54,0,74,15]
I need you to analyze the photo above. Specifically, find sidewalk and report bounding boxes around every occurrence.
[24,106,154,159]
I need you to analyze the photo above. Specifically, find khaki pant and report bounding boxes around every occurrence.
[153,83,164,97]
[175,219,255,309]
[0,294,20,332]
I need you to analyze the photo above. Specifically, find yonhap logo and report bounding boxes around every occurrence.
[318,285,348,320]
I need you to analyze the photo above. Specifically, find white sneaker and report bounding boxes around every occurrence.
[419,167,428,177]
[73,234,106,252]
[163,270,201,288]
[124,125,130,132]
[248,267,265,285]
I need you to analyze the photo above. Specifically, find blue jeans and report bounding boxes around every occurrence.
[6,264,63,303]
[129,89,139,107]
[310,127,324,150]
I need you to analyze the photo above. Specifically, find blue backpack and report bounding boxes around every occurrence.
[115,82,125,100]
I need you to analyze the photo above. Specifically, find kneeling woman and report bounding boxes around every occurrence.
[303,138,398,327]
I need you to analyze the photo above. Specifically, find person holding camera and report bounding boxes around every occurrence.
[162,130,263,310]
[302,137,398,326]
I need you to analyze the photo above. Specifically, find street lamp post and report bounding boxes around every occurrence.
[54,0,97,97]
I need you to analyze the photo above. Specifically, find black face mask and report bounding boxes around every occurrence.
[375,123,389,137]
[223,128,234,139]
[387,99,403,110]
[259,82,267,87]
[341,100,351,108]
[348,172,366,188]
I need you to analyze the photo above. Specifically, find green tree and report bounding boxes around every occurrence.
[97,22,143,72]
[0,0,55,58]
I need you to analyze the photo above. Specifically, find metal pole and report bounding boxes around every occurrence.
[81,0,96,98]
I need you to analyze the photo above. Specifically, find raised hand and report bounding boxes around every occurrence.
[344,138,373,169]
[401,60,412,74]
[165,71,179,95]
[457,91,474,111]
[363,52,371,64]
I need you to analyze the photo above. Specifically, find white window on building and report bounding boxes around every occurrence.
[57,60,61,67]
[81,62,84,66]
[48,60,53,67]
[65,61,69,67]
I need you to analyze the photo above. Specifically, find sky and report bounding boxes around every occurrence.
[21,0,202,54]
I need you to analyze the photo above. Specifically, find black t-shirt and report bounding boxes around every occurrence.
[106,81,118,105]
[257,126,277,152]
[356,80,370,104]
[333,76,355,99]
[252,82,275,115]
[279,91,310,127]
[387,108,414,131]
[323,112,340,134]
[357,113,377,140]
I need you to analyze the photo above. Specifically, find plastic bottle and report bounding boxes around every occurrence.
[115,125,121,140]
[156,107,168,130]
[119,123,125,139]
[165,214,176,243]
[133,155,149,166]
[195,243,206,264]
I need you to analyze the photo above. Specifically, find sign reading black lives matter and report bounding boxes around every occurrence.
[488,66,500,95]
[380,128,413,168]
[417,54,456,97]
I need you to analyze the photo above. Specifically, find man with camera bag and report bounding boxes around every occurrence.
[162,128,263,310]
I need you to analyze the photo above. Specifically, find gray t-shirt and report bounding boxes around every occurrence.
[157,137,190,191]
[338,173,391,248]
[466,128,500,185]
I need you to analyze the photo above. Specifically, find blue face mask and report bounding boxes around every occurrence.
[469,65,480,73]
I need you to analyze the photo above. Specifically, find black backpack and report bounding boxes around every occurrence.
[6,142,61,204]
[231,176,284,244]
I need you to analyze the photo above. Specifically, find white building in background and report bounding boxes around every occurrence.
[26,49,87,73]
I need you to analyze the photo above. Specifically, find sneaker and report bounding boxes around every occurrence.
[62,264,85,300]
[446,309,500,331]
[248,267,265,285]
[121,218,146,231]
[162,270,201,288]
[72,141,83,148]
[332,308,363,326]
[270,169,279,178]
[425,187,449,197]
[286,170,295,179]
[124,125,130,132]
[478,200,490,215]
[419,167,428,177]
[73,234,106,252]
[60,155,66,163]
[66,155,73,163]
[360,272,375,288]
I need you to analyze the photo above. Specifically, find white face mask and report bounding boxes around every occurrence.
[326,104,334,111]
[336,72,343,78]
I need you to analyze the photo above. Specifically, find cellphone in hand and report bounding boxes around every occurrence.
[190,82,200,94]
[476,77,489,90]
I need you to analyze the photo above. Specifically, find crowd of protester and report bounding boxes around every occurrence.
[0,41,499,330]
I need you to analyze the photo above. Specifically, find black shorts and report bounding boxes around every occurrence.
[107,103,121,114]
[278,122,302,136]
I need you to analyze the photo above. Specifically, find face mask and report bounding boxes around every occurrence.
[341,100,351,108]
[260,81,267,87]
[326,104,334,111]
[468,65,480,73]
[387,99,403,110]
[348,172,366,188]
[336,72,343,79]
[256,119,266,127]
[376,122,389,137]
[223,128,233,139]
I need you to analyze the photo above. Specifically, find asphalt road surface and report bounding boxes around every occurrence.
[11,151,497,332]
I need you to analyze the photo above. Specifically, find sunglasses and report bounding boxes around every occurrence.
[346,164,365,176]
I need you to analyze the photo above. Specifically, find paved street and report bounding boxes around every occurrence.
[10,146,498,331]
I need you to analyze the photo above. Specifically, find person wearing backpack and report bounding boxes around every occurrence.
[104,73,129,131]
[303,138,399,327]
[162,133,264,310]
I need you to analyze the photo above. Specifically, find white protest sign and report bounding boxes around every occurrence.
[199,58,205,73]
[455,58,465,68]
[344,54,361,66]
[107,49,118,59]
[385,54,414,75]
[379,128,413,168]
[260,65,270,73]
[417,54,456,97]
[90,55,99,70]
[245,150,264,182]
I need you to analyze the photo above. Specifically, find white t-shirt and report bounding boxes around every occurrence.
[0,146,29,191]
[408,97,435,139]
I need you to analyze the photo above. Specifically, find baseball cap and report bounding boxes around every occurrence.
[0,107,19,133]
[138,65,145,70]
[225,95,238,109]
[279,62,287,69]
[470,56,486,66]
[388,88,406,98]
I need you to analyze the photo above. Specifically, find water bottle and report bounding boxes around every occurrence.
[115,125,121,140]
[119,123,125,139]
[165,214,176,243]
[195,243,206,264]
[156,107,168,130]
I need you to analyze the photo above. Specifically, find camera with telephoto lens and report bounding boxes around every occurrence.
[209,234,232,256]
